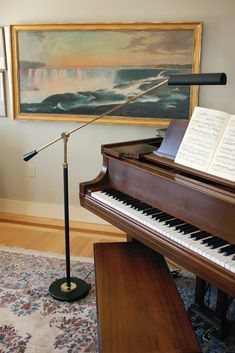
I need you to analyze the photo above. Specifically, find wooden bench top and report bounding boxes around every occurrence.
[94,242,202,353]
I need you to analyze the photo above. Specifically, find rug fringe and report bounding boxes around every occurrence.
[0,244,94,263]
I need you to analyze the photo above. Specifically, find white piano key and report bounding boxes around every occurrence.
[225,260,235,272]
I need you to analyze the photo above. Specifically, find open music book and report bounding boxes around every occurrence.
[175,106,235,182]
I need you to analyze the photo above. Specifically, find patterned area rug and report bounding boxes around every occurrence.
[0,246,234,353]
[0,247,97,353]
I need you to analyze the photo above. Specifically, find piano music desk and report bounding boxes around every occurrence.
[94,242,202,353]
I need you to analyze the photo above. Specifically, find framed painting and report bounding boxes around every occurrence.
[10,22,202,126]
[0,27,6,70]
[0,71,7,117]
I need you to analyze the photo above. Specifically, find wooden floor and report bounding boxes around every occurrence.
[0,213,126,258]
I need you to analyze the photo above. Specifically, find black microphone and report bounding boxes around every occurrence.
[168,73,227,86]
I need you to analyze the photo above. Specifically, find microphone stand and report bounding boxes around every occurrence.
[23,73,226,301]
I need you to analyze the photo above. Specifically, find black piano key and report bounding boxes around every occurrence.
[107,191,130,200]
[182,227,200,235]
[132,202,149,210]
[165,219,185,227]
[218,244,231,253]
[134,203,152,211]
[144,208,161,215]
[176,224,197,233]
[218,244,235,255]
[138,207,156,214]
[160,215,175,222]
[102,190,112,196]
[181,226,199,234]
[155,214,173,222]
[175,223,194,232]
[130,201,145,208]
[140,207,154,213]
[201,236,215,244]
[191,231,211,240]
[105,189,119,196]
[223,245,235,256]
[123,198,139,205]
[105,190,135,202]
[150,211,163,217]
[209,239,229,249]
[152,212,167,220]
[188,230,202,238]
[153,212,168,220]
[115,195,133,201]
[111,194,127,200]
[203,236,220,246]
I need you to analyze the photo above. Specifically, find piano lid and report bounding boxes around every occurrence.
[102,137,235,192]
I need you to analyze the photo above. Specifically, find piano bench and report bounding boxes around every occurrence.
[94,242,202,353]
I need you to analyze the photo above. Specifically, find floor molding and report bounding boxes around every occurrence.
[0,198,105,224]
[0,212,126,238]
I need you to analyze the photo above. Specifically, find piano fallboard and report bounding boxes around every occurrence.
[80,138,235,298]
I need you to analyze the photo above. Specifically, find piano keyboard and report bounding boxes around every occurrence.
[92,188,235,273]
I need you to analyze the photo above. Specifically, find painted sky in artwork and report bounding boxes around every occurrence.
[18,29,194,68]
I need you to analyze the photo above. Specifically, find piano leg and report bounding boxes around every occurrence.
[188,276,231,340]
[194,277,207,306]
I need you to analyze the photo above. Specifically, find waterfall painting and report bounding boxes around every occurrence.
[10,23,202,126]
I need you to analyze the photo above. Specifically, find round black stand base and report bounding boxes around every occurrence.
[49,277,90,302]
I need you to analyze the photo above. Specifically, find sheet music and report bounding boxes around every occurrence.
[208,115,235,181]
[175,107,230,171]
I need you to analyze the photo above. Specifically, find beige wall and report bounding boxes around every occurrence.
[0,0,234,222]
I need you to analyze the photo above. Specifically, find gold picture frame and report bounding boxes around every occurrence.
[10,22,202,126]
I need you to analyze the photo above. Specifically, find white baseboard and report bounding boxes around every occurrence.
[0,198,107,224]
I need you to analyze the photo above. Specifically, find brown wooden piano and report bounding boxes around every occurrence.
[80,137,235,339]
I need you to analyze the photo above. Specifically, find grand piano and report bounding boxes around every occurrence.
[80,136,235,337]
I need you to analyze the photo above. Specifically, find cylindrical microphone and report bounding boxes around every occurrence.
[168,73,227,86]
